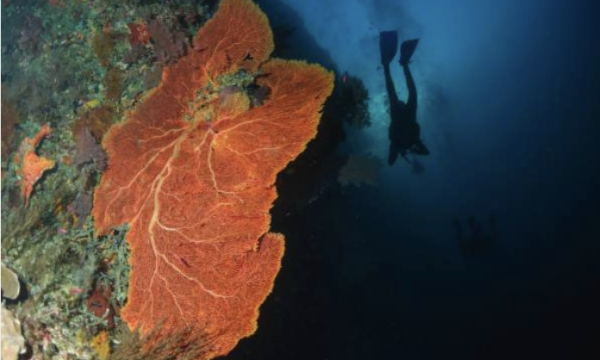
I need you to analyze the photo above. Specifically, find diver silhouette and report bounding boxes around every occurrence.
[380,31,430,165]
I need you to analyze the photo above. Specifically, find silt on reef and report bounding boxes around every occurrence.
[1,304,27,360]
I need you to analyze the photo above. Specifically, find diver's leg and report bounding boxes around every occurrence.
[380,31,400,104]
[402,64,417,112]
[383,64,400,105]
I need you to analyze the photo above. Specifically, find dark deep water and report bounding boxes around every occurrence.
[227,0,600,359]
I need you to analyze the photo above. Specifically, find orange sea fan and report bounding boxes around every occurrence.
[92,0,334,358]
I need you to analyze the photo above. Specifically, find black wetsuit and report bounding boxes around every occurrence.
[384,62,422,165]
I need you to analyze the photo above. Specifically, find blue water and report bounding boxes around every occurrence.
[230,0,600,359]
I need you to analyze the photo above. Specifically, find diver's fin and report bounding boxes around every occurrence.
[412,139,430,155]
[380,31,398,66]
[400,39,419,66]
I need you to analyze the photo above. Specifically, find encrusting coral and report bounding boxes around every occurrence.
[90,330,111,360]
[1,262,25,360]
[74,127,108,171]
[147,18,188,64]
[92,0,334,358]
[13,124,56,205]
[1,263,21,300]
[1,93,20,165]
[1,304,26,360]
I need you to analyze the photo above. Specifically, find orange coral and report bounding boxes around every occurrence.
[14,124,55,205]
[92,0,333,358]
[90,331,111,360]
[127,22,151,46]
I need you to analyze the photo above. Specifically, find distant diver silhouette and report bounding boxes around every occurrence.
[452,215,498,256]
[380,31,430,165]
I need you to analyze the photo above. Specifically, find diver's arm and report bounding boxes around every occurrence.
[402,64,417,111]
[383,64,400,104]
